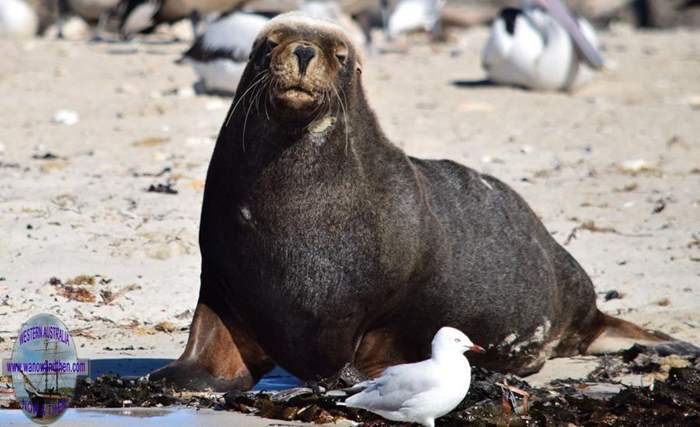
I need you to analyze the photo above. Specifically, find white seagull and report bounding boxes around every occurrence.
[482,0,604,91]
[342,327,485,427]
[179,11,269,95]
[384,0,445,40]
[0,0,38,39]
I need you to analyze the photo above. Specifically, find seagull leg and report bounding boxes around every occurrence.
[57,0,69,39]
[354,11,374,50]
[190,10,201,37]
[430,17,444,42]
[380,0,391,41]
[93,11,110,42]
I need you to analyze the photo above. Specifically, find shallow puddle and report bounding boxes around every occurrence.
[0,407,309,426]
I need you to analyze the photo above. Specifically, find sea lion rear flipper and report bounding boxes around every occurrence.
[149,300,273,391]
[586,311,700,355]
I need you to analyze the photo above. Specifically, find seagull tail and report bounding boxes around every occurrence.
[341,380,372,394]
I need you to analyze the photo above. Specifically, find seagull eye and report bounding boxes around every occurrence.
[454,338,461,343]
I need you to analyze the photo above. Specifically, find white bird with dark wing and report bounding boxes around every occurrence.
[115,0,161,37]
[341,327,485,427]
[0,0,38,39]
[482,0,604,91]
[179,11,269,95]
[384,0,444,40]
[115,0,248,38]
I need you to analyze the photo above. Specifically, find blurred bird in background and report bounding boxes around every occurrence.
[382,0,445,40]
[482,0,604,91]
[178,10,268,95]
[114,0,250,39]
[0,0,39,39]
[177,1,368,95]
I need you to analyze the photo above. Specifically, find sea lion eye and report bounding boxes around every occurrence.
[253,38,279,67]
[265,39,279,54]
[335,45,348,65]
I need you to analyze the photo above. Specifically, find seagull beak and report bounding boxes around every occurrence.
[539,0,604,69]
[468,344,486,353]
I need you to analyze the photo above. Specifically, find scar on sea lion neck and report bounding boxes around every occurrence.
[308,115,337,135]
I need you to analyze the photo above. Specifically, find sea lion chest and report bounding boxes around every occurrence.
[212,137,385,321]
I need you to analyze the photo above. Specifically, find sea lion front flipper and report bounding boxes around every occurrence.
[353,327,412,379]
[150,300,273,391]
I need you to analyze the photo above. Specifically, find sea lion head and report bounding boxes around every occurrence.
[242,12,363,123]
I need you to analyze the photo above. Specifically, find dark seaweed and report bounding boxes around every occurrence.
[52,351,700,425]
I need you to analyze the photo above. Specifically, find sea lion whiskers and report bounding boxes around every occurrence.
[252,74,270,118]
[330,82,350,153]
[306,95,326,127]
[241,73,273,152]
[241,74,273,152]
[338,85,351,153]
[301,85,333,134]
[310,87,333,126]
[241,92,257,153]
[225,70,269,128]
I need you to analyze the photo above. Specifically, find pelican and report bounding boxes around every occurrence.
[383,0,444,40]
[0,0,38,39]
[179,11,268,95]
[482,0,604,91]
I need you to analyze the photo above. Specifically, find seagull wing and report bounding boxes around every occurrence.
[344,360,441,413]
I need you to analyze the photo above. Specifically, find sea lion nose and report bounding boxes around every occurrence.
[293,45,316,75]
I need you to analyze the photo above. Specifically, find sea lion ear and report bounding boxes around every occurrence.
[355,50,364,74]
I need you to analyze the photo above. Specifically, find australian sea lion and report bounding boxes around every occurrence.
[150,12,683,391]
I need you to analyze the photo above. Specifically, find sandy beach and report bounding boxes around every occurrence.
[0,24,699,387]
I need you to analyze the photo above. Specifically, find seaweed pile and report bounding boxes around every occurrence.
[36,347,700,425]
[72,376,180,408]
